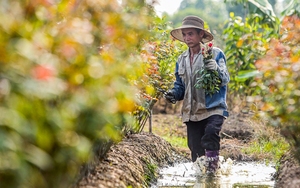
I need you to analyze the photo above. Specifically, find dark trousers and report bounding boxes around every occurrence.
[186,115,224,162]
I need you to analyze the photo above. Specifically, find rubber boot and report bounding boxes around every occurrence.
[205,150,219,175]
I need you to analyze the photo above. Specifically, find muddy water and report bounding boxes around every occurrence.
[152,158,276,188]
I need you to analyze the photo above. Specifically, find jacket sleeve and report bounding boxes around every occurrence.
[215,50,230,86]
[172,62,185,101]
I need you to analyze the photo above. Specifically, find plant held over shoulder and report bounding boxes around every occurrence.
[194,42,221,96]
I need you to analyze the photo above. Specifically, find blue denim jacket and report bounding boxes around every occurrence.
[171,47,230,122]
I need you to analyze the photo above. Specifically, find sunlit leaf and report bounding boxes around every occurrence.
[236,70,260,81]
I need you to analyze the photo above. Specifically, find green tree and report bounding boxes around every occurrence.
[224,0,280,18]
[179,0,206,9]
[224,0,246,18]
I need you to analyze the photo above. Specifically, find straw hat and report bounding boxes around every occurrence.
[170,15,213,43]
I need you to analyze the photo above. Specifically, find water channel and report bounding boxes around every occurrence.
[151,157,276,188]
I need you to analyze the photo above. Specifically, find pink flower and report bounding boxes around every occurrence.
[32,65,54,80]
[202,42,213,61]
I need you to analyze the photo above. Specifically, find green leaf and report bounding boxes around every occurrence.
[248,0,278,28]
[282,0,300,17]
[248,0,276,17]
[236,70,260,81]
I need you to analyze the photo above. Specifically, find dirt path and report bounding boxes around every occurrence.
[76,112,300,188]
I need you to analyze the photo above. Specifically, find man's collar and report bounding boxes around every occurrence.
[182,50,189,57]
[182,48,201,57]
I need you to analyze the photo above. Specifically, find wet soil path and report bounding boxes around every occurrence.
[76,113,300,188]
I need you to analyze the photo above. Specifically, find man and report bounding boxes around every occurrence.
[165,15,230,174]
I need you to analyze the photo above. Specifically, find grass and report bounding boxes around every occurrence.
[242,136,290,162]
[233,184,270,188]
[147,114,188,149]
[241,117,290,163]
[144,160,158,185]
[162,135,188,148]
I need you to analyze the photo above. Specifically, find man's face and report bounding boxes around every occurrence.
[181,28,203,48]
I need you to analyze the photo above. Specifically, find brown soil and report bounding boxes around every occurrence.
[76,101,300,188]
[275,152,300,188]
[76,132,189,188]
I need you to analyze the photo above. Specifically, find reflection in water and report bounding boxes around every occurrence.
[152,158,276,188]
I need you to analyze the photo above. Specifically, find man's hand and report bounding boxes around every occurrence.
[165,90,176,104]
[204,59,218,71]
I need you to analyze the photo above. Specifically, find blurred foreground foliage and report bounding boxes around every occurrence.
[0,0,168,187]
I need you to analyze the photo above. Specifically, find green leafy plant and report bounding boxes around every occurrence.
[144,161,158,185]
[195,42,221,96]
[223,12,278,98]
[222,0,280,106]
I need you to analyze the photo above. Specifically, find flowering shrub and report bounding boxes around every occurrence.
[255,14,300,162]
[194,42,221,96]
[132,17,185,132]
